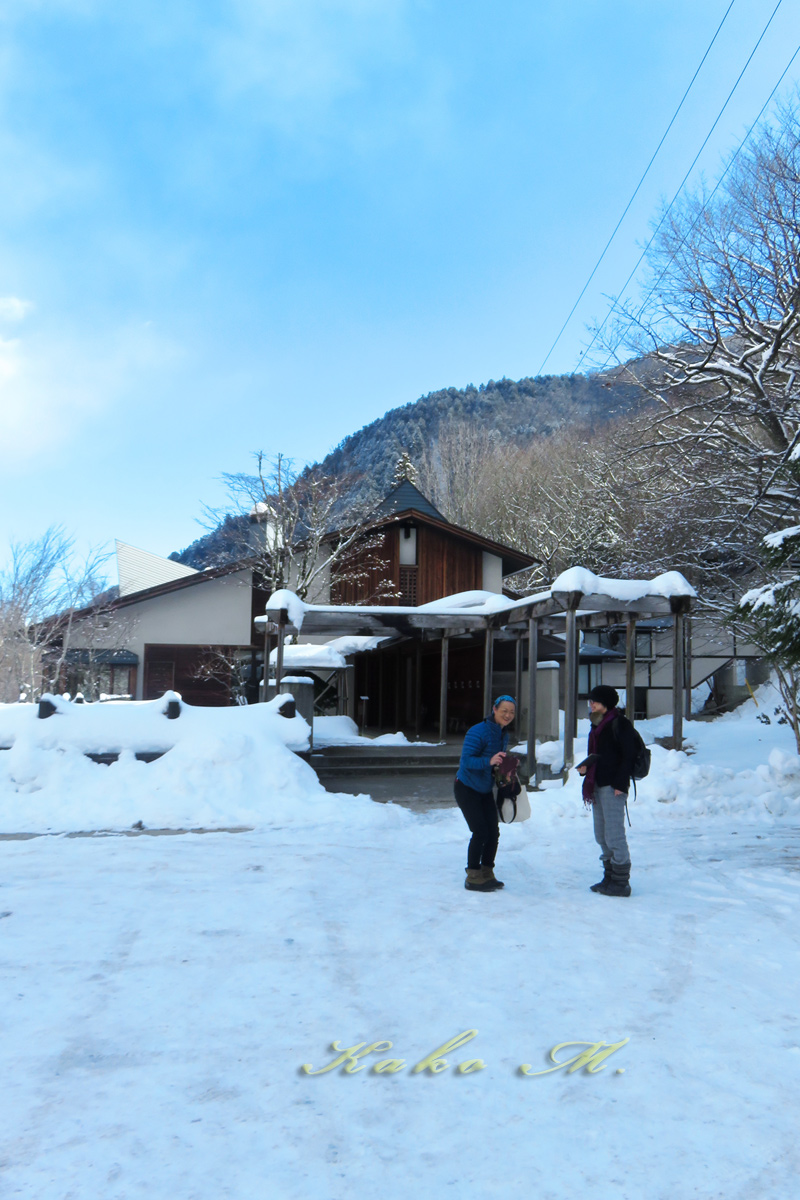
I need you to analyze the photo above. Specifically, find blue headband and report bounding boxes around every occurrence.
[493,695,516,707]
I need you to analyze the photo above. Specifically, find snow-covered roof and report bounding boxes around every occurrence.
[550,567,697,602]
[258,570,695,636]
[269,644,348,669]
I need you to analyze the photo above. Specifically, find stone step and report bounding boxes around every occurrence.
[306,756,460,773]
[307,743,454,758]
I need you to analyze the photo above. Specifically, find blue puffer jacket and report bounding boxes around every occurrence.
[456,717,509,793]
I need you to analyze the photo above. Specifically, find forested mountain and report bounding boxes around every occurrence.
[314,369,646,506]
[171,368,649,567]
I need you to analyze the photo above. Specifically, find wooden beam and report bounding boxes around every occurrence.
[262,627,271,703]
[274,609,287,690]
[527,617,538,787]
[563,603,579,770]
[439,634,449,742]
[625,615,637,726]
[684,615,693,722]
[483,627,494,715]
[515,636,523,715]
[672,609,685,750]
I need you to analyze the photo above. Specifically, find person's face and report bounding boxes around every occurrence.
[493,701,516,726]
[589,700,607,716]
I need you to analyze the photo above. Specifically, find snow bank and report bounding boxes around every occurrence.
[0,694,406,834]
[314,716,436,747]
[522,681,800,825]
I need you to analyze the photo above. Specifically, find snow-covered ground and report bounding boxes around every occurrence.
[1,684,800,1197]
[314,715,437,747]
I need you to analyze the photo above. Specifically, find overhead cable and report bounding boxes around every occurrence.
[587,38,800,378]
[535,0,737,376]
[573,0,785,376]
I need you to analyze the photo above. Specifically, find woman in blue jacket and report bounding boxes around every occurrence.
[454,695,516,892]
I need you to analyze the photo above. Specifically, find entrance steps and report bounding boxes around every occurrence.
[301,743,462,779]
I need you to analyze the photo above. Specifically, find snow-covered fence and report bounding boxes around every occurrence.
[0,690,305,766]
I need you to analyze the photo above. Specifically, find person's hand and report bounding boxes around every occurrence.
[577,765,587,776]
[614,789,625,796]
[490,751,506,767]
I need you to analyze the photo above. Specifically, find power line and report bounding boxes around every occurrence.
[573,0,785,376]
[535,0,737,377]
[587,38,800,378]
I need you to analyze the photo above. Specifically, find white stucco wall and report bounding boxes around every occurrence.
[70,570,254,699]
[482,552,503,593]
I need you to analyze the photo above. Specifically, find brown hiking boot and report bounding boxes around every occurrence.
[465,868,497,892]
[483,866,505,889]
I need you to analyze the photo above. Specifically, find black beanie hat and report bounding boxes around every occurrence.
[589,685,619,709]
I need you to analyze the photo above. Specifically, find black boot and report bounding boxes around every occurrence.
[482,866,505,889]
[590,859,611,893]
[594,862,631,897]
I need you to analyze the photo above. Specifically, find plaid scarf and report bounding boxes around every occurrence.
[582,707,619,805]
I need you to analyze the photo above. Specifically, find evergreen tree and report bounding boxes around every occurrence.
[392,451,417,486]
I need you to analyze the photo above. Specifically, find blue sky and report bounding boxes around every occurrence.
[1,0,799,572]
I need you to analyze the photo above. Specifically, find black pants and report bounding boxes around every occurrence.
[454,779,499,870]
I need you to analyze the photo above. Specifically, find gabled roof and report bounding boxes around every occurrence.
[373,479,445,521]
[116,540,198,597]
[368,507,536,576]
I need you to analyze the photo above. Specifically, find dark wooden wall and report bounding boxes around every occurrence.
[416,525,482,603]
[330,523,484,606]
[330,531,399,605]
[143,644,234,706]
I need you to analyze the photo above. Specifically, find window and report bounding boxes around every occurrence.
[578,663,603,695]
[399,565,417,605]
[635,631,654,660]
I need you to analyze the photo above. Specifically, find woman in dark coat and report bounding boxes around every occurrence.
[577,685,637,897]
[454,695,516,892]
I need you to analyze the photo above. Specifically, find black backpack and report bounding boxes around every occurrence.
[613,717,651,782]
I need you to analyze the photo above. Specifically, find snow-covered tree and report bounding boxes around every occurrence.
[597,101,800,597]
[391,451,418,486]
[210,452,397,603]
[737,449,800,751]
[0,529,113,701]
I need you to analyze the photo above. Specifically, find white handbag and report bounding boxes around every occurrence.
[498,785,531,823]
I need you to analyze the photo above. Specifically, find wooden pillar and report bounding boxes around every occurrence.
[394,650,401,727]
[526,618,538,787]
[515,635,523,711]
[563,597,581,771]
[483,626,494,715]
[262,626,271,703]
[672,606,685,750]
[274,610,287,690]
[378,651,384,730]
[414,642,422,739]
[625,615,637,725]
[684,615,693,722]
[439,633,449,743]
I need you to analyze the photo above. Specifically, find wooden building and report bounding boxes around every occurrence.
[329,481,533,607]
[58,481,534,709]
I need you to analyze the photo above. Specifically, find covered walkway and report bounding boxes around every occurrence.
[256,567,696,782]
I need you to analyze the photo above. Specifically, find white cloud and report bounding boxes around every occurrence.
[0,321,182,469]
[0,296,34,321]
[210,0,413,136]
